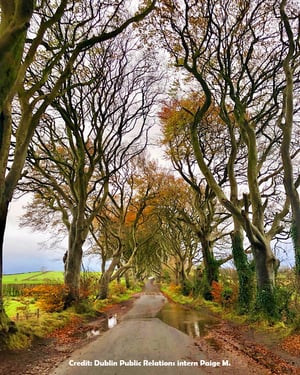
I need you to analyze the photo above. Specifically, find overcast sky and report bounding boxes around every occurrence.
[3,198,102,274]
[3,140,295,274]
[4,198,64,274]
[4,194,295,275]
[3,130,166,275]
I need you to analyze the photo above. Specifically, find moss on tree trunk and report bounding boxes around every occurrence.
[291,221,300,288]
[252,242,279,318]
[231,231,254,313]
[201,240,219,300]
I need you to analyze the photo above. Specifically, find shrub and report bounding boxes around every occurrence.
[274,286,294,322]
[4,332,32,350]
[210,281,236,307]
[110,281,127,296]
[80,273,98,300]
[211,281,223,304]
[169,283,181,294]
[74,300,95,315]
[23,284,69,313]
[222,287,234,306]
[182,279,193,296]
[162,269,171,283]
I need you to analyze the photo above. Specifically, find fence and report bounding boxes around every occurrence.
[14,306,40,321]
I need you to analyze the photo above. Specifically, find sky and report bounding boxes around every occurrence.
[3,190,296,275]
[4,198,65,274]
[2,126,167,275]
[3,197,102,274]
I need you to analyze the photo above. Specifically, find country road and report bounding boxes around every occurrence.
[50,280,212,375]
[1,280,298,375]
[48,280,292,375]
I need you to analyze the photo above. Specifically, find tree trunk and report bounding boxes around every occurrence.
[201,239,219,300]
[98,256,120,300]
[98,272,111,300]
[64,219,86,306]
[178,258,186,287]
[279,0,300,289]
[291,221,300,289]
[124,270,131,289]
[0,199,16,336]
[0,200,8,314]
[252,241,279,317]
[231,230,254,313]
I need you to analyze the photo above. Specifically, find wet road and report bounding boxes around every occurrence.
[50,280,209,375]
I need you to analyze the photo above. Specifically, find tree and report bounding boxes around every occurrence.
[154,0,296,316]
[19,31,160,303]
[92,156,163,299]
[0,0,156,328]
[0,0,34,110]
[279,0,300,286]
[159,95,253,306]
[155,180,201,290]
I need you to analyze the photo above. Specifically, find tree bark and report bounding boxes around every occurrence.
[252,239,280,316]
[280,0,300,288]
[98,256,120,300]
[0,0,34,109]
[0,0,157,329]
[231,230,253,312]
[0,0,34,334]
[0,199,8,313]
[98,272,111,300]
[124,270,131,289]
[291,221,300,288]
[200,238,219,300]
[64,215,88,306]
[190,118,281,311]
[0,198,17,335]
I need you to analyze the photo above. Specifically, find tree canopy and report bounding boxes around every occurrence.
[1,0,299,325]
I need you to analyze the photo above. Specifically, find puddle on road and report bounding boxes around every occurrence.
[99,314,118,332]
[107,314,118,329]
[156,303,218,338]
[87,315,118,338]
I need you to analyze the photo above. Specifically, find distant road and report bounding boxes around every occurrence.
[50,279,208,375]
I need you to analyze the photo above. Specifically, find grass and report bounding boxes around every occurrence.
[160,283,194,304]
[4,297,38,318]
[3,271,64,284]
[4,310,78,350]
[93,280,142,311]
[2,276,143,349]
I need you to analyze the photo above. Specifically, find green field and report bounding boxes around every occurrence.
[3,271,64,284]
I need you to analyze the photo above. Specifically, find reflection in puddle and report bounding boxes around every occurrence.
[108,314,117,329]
[156,303,217,338]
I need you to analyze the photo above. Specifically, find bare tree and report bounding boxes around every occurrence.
[18,32,160,303]
[92,156,163,299]
[154,0,297,316]
[279,0,300,286]
[0,0,157,329]
[159,95,243,300]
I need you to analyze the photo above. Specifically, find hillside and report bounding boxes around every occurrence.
[3,271,64,284]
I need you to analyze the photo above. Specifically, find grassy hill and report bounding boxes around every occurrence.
[3,271,64,285]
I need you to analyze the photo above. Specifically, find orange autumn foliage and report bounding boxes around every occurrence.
[211,281,223,304]
[23,284,70,312]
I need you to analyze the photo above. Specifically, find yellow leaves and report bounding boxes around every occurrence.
[159,93,227,148]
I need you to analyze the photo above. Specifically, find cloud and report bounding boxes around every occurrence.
[3,198,101,274]
[4,199,64,274]
[3,229,63,273]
